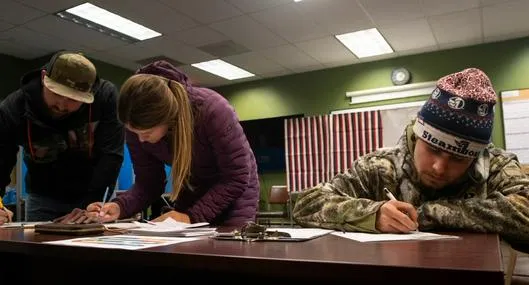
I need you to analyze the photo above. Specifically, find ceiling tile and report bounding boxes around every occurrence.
[226,0,289,13]
[295,36,358,65]
[483,0,529,38]
[396,45,439,57]
[379,18,437,51]
[102,42,161,61]
[139,35,216,64]
[422,0,480,16]
[259,44,323,70]
[86,51,140,71]
[479,0,512,6]
[260,69,291,79]
[250,3,330,43]
[91,0,197,35]
[293,0,373,35]
[24,15,129,51]
[177,65,230,87]
[0,0,45,25]
[359,0,424,26]
[16,0,85,13]
[429,9,482,44]
[0,21,14,32]
[0,40,49,59]
[223,51,290,76]
[158,0,242,24]
[0,26,88,55]
[171,26,229,47]
[438,38,483,50]
[210,15,288,50]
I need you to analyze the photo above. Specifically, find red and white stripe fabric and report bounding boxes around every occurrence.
[285,115,330,193]
[285,111,384,193]
[330,111,383,176]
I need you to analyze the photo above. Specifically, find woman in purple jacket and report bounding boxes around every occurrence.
[87,61,260,226]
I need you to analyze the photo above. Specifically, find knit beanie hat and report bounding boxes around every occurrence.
[413,68,497,158]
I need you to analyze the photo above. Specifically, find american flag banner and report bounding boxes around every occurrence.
[330,111,383,176]
[285,115,330,193]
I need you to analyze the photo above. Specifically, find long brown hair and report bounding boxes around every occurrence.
[118,74,193,201]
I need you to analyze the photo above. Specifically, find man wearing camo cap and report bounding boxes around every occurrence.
[0,51,124,224]
[293,68,529,247]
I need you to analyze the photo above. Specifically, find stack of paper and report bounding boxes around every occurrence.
[128,218,216,237]
[332,231,460,242]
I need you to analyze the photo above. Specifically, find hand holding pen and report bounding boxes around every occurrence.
[375,188,418,233]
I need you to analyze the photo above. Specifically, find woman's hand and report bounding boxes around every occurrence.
[86,202,121,223]
[0,207,13,225]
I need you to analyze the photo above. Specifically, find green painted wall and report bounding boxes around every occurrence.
[216,36,529,204]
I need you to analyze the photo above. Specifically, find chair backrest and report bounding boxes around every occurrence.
[268,185,289,204]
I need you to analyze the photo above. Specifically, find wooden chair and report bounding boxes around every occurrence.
[256,185,290,226]
[505,164,529,285]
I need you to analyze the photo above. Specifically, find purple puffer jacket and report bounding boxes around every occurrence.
[113,61,259,226]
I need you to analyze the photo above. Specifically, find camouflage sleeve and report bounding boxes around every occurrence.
[292,155,389,233]
[418,157,529,244]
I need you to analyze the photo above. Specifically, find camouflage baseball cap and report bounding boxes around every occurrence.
[43,52,96,104]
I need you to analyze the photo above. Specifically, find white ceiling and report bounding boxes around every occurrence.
[1,0,529,87]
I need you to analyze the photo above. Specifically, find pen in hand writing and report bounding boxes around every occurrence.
[99,186,110,223]
[383,187,397,201]
[383,187,418,232]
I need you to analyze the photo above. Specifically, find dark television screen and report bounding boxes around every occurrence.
[240,114,302,172]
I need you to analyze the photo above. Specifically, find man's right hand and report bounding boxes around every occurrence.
[376,200,418,233]
[86,202,120,223]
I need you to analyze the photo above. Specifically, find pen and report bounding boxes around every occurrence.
[99,186,111,223]
[384,187,397,201]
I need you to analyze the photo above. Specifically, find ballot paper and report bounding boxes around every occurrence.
[45,235,199,250]
[127,218,216,237]
[332,231,460,242]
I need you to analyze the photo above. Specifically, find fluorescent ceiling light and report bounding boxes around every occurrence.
[60,2,161,41]
[335,28,393,58]
[294,0,303,2]
[192,59,255,80]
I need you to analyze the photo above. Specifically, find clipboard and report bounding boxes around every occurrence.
[211,227,333,242]
[34,222,105,236]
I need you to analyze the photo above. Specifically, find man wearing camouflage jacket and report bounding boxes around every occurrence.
[293,68,529,247]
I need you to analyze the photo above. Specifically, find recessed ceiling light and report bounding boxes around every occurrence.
[191,59,255,80]
[58,2,161,42]
[335,28,393,58]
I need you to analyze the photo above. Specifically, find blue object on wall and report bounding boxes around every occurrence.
[118,144,133,190]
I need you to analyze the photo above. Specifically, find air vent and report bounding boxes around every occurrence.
[136,56,183,67]
[197,40,249,58]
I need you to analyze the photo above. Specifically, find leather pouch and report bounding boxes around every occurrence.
[34,222,105,235]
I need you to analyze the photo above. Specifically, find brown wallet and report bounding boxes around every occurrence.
[34,222,105,235]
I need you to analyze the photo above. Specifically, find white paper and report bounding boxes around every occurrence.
[103,222,140,230]
[128,218,215,237]
[266,228,333,239]
[331,231,460,242]
[44,234,199,250]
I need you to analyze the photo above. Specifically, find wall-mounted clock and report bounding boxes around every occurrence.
[391,67,411,85]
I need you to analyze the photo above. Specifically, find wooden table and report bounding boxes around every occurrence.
[0,228,504,284]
